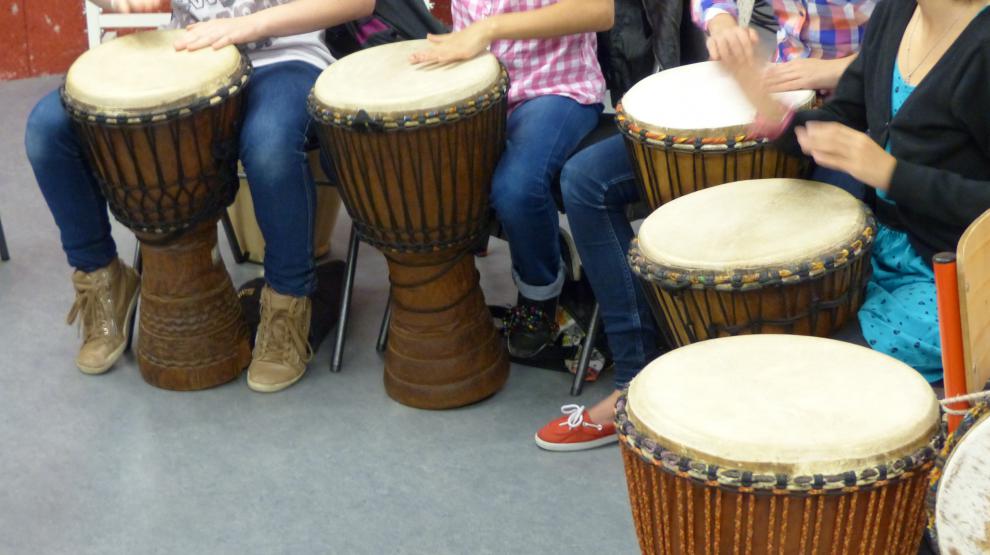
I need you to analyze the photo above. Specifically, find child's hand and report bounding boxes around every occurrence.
[705,13,759,74]
[174,17,264,51]
[109,0,169,13]
[765,57,848,93]
[408,23,493,65]
[795,121,896,191]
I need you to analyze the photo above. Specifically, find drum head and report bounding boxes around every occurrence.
[619,61,814,140]
[935,406,990,553]
[64,30,245,117]
[311,40,501,116]
[626,335,939,475]
[637,179,869,274]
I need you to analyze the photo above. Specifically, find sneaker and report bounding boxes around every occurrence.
[67,258,140,375]
[247,286,312,393]
[535,404,617,452]
[504,294,559,358]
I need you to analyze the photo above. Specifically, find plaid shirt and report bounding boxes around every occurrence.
[692,0,878,62]
[452,0,605,110]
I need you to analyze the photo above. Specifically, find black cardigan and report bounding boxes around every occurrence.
[775,0,990,264]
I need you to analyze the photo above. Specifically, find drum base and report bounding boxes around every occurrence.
[621,443,932,555]
[383,252,509,409]
[136,223,252,391]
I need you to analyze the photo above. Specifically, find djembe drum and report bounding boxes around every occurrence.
[628,179,875,347]
[62,30,252,390]
[617,61,815,209]
[618,335,941,555]
[309,40,509,409]
[928,401,990,553]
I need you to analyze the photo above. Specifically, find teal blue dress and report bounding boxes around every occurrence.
[858,62,942,382]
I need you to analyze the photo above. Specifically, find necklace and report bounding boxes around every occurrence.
[903,8,966,82]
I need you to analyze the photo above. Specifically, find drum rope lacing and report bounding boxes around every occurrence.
[60,59,252,241]
[310,69,508,255]
[939,391,990,415]
[615,395,940,493]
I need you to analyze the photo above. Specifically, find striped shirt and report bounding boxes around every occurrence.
[692,0,878,62]
[452,0,605,109]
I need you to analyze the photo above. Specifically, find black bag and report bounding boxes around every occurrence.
[325,0,449,59]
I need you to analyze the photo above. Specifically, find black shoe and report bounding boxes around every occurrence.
[504,295,559,358]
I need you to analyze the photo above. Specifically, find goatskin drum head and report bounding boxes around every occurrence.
[626,335,939,476]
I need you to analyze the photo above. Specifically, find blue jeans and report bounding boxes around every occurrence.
[491,95,602,301]
[561,135,661,388]
[25,60,321,297]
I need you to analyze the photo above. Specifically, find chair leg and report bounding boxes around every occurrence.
[571,302,601,396]
[376,293,391,353]
[127,245,143,352]
[0,213,9,261]
[220,211,248,264]
[331,225,360,373]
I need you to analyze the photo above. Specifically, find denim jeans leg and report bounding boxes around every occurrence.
[25,89,117,272]
[490,95,602,301]
[562,135,661,388]
[239,61,322,298]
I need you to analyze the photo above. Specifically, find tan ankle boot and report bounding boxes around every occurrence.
[247,286,312,393]
[67,258,140,375]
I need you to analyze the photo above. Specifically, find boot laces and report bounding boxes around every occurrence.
[66,273,117,342]
[256,298,312,364]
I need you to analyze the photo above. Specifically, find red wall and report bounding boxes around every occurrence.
[1,0,88,80]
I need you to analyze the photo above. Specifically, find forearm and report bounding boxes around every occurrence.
[250,0,375,39]
[477,0,613,41]
[822,53,857,88]
[692,0,738,31]
[90,0,116,11]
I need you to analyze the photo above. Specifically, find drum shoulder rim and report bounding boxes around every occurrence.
[615,393,942,494]
[628,207,878,291]
[60,57,252,126]
[307,69,509,131]
[615,103,764,150]
[925,399,990,548]
[614,95,814,150]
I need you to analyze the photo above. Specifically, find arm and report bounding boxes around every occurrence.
[885,49,990,227]
[888,161,990,228]
[175,0,376,51]
[765,53,858,93]
[774,48,870,155]
[702,11,760,69]
[408,0,613,64]
[90,0,168,13]
[690,0,738,31]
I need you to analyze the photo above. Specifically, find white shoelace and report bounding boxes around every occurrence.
[559,404,603,431]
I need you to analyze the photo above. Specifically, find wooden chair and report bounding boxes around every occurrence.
[934,208,990,432]
[84,1,171,48]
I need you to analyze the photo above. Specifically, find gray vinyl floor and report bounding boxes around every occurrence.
[0,76,633,555]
